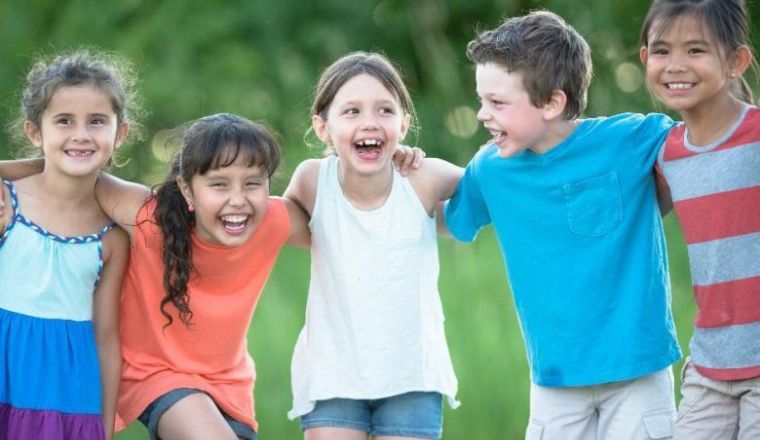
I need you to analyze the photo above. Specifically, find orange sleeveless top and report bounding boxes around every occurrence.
[115,197,290,432]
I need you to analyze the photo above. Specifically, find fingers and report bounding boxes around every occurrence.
[411,146,425,169]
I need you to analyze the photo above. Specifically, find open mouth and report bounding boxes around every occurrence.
[354,138,384,160]
[219,214,250,235]
[487,129,507,146]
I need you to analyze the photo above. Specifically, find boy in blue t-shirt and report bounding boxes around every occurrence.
[445,11,681,440]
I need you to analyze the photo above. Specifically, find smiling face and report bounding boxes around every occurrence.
[475,62,552,158]
[313,73,410,176]
[640,15,732,116]
[26,84,127,178]
[179,155,269,247]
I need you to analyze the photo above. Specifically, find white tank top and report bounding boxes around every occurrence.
[289,155,459,418]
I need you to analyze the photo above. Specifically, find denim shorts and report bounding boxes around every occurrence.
[138,388,257,440]
[300,391,443,439]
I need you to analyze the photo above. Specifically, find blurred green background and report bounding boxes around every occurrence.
[2,0,758,438]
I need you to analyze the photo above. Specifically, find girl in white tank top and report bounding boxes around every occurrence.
[285,52,464,440]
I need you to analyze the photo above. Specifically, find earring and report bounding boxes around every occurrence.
[187,201,195,212]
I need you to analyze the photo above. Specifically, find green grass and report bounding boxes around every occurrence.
[116,215,696,439]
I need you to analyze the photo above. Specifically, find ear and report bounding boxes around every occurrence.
[399,113,411,140]
[24,121,43,148]
[639,46,649,66]
[176,176,193,205]
[114,122,130,149]
[312,114,332,145]
[730,45,753,77]
[541,90,568,121]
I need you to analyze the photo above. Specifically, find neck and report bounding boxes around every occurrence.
[338,161,393,211]
[682,93,745,147]
[530,119,579,154]
[36,169,99,207]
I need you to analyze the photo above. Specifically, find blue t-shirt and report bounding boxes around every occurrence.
[445,113,682,387]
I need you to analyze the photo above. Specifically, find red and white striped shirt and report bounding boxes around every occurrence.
[657,105,760,381]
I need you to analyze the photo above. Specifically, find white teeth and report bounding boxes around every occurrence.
[65,150,94,157]
[666,82,694,90]
[221,215,247,223]
[356,139,381,146]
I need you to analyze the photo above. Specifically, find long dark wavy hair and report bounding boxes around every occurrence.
[153,113,281,327]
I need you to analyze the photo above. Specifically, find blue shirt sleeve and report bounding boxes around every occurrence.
[443,154,491,242]
[634,113,676,166]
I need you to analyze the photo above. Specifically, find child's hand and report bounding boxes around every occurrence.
[393,144,426,176]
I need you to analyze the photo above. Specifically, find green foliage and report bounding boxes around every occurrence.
[1,0,755,438]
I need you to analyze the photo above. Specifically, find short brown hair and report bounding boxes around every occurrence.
[467,10,593,119]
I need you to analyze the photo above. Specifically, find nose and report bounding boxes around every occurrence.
[228,187,245,207]
[665,52,687,73]
[359,112,380,130]
[71,124,92,142]
[476,104,490,122]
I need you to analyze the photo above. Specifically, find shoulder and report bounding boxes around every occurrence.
[291,159,322,185]
[742,106,760,132]
[596,112,675,134]
[274,196,311,248]
[285,158,324,215]
[264,196,292,228]
[407,158,463,200]
[580,113,675,151]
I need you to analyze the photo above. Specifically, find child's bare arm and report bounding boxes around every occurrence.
[0,158,44,180]
[0,184,10,235]
[408,158,463,210]
[655,170,673,216]
[406,157,463,235]
[282,198,311,248]
[282,160,320,249]
[93,227,129,440]
[95,173,152,239]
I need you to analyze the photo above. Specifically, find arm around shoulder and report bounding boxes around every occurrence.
[95,173,152,239]
[283,197,311,248]
[0,158,45,181]
[281,159,320,249]
[407,157,464,215]
[283,159,320,217]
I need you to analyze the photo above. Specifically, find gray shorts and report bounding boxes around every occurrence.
[138,388,256,440]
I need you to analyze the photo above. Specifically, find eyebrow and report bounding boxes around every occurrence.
[650,38,710,46]
[51,112,112,119]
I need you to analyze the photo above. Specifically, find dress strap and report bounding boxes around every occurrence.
[0,180,20,245]
[96,222,116,238]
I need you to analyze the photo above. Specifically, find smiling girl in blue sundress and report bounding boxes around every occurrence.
[0,50,138,440]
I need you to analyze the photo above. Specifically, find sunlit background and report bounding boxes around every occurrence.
[2,0,759,438]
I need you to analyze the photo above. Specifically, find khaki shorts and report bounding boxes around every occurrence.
[526,368,676,440]
[676,357,760,440]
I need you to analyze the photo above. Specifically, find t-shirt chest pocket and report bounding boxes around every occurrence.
[562,172,623,237]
